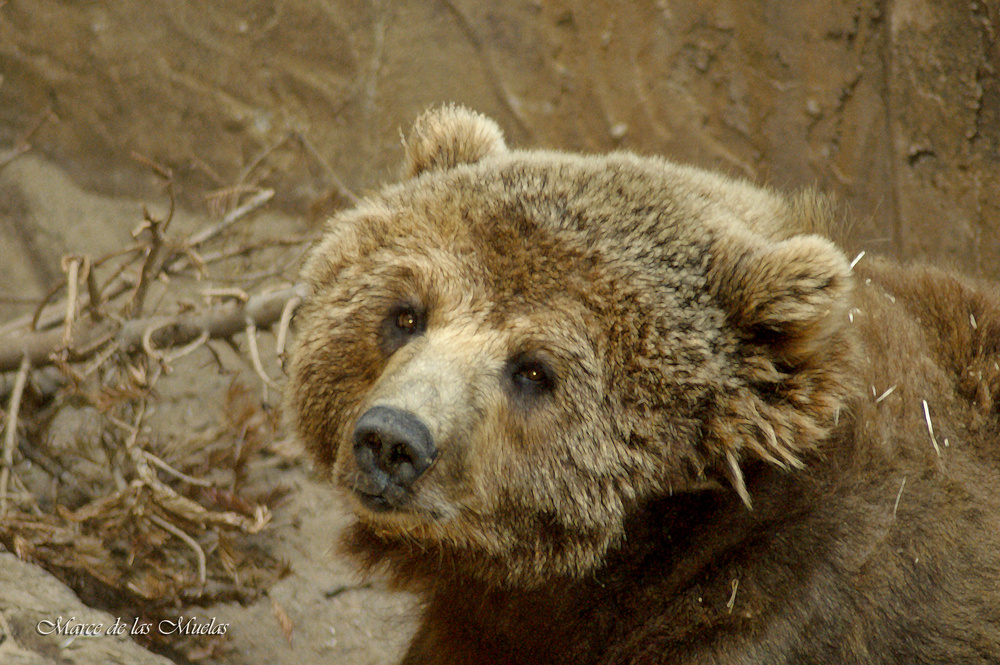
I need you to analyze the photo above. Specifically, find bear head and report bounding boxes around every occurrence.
[288,105,855,589]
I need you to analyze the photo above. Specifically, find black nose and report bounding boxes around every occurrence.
[352,406,436,492]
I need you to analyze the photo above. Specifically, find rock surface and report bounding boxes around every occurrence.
[0,551,176,665]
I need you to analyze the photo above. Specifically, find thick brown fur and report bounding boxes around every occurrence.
[288,105,1000,664]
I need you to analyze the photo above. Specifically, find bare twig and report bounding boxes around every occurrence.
[272,598,295,647]
[109,405,248,537]
[216,241,315,287]
[127,211,169,318]
[160,188,276,278]
[1,356,31,518]
[206,185,264,219]
[0,107,55,172]
[149,513,207,588]
[85,263,104,322]
[202,287,248,303]
[294,132,359,205]
[4,227,303,339]
[186,188,275,248]
[275,292,303,371]
[199,236,316,265]
[245,320,279,398]
[130,151,173,183]
[80,342,119,377]
[237,133,293,189]
[0,316,117,373]
[60,256,86,349]
[125,155,175,318]
[30,280,67,332]
[109,403,154,481]
[142,321,209,366]
[144,452,214,488]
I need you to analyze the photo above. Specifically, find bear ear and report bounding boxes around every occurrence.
[402,104,507,178]
[705,230,853,507]
[709,231,852,364]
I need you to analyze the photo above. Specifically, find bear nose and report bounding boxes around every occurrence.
[352,406,437,492]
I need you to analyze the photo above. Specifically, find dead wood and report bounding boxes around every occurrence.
[0,284,307,374]
[0,174,308,659]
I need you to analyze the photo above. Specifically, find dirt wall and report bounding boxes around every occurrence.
[1,0,997,289]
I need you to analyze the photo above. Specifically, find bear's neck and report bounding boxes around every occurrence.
[397,460,861,664]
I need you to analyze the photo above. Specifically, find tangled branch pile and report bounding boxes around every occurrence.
[0,163,315,658]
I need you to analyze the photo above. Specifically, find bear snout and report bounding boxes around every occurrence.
[351,405,437,509]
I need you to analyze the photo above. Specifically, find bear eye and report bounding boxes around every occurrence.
[396,309,419,332]
[508,357,556,397]
[380,304,426,354]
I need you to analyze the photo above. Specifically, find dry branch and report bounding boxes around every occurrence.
[186,187,275,249]
[0,107,55,172]
[0,172,305,658]
[0,284,307,373]
[0,356,30,518]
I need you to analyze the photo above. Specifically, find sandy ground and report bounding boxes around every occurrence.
[204,465,417,665]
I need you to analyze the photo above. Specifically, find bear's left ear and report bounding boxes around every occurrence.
[709,230,852,365]
[705,230,853,507]
[402,104,507,178]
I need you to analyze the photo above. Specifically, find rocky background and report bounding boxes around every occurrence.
[0,1,997,664]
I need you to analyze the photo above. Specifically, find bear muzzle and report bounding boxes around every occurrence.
[351,405,438,511]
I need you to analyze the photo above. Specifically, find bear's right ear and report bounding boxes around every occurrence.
[402,105,507,178]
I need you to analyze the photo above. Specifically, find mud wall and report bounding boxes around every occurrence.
[1,0,997,277]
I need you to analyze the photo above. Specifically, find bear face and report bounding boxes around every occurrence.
[288,106,855,588]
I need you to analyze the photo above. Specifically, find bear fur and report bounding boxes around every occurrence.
[288,105,1000,664]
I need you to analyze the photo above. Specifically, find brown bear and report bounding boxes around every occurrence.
[288,105,1000,664]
